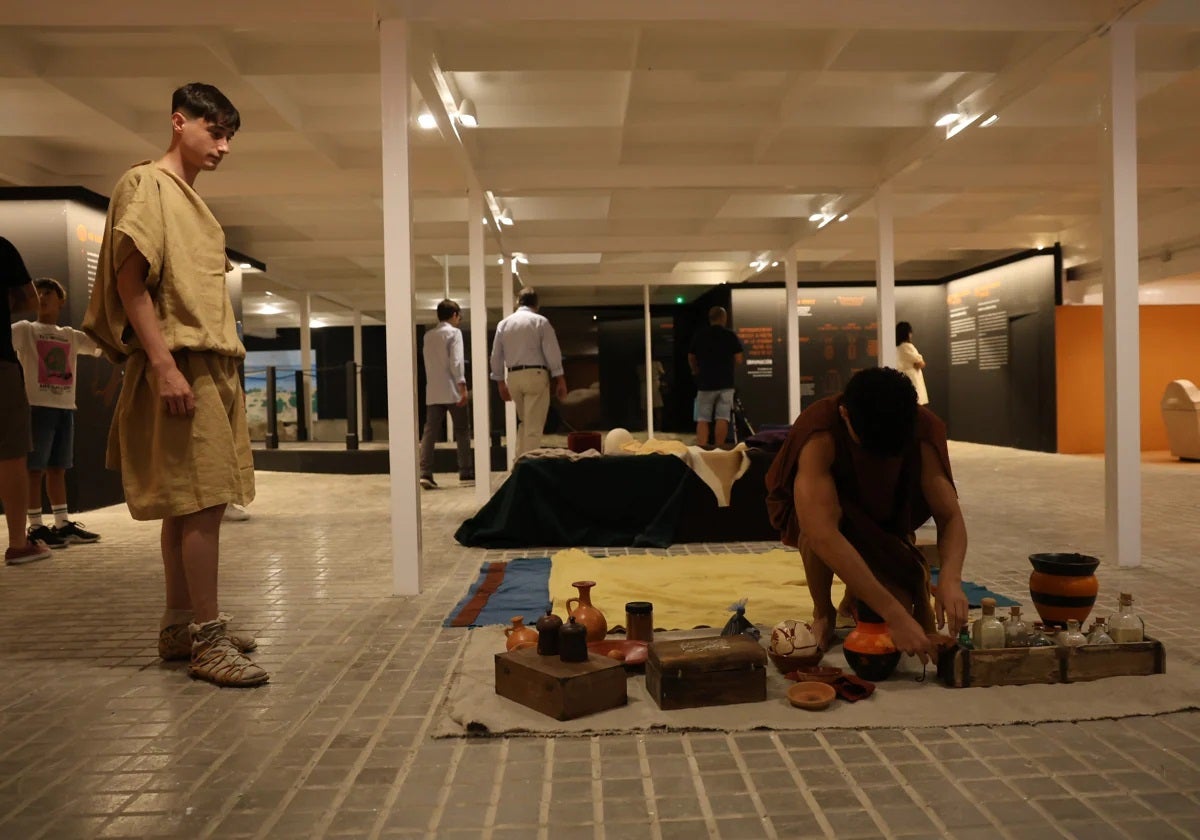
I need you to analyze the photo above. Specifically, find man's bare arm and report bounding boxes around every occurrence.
[794,433,933,660]
[115,251,195,416]
[920,441,969,631]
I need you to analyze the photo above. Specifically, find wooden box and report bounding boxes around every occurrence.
[494,648,627,720]
[937,638,1165,688]
[646,635,767,710]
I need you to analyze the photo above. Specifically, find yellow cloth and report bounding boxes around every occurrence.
[109,351,254,520]
[619,438,690,456]
[83,161,243,363]
[549,548,847,631]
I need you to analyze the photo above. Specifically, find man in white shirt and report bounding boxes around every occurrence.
[490,288,567,456]
[419,299,472,489]
[12,278,103,549]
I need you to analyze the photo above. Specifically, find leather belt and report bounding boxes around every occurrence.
[509,365,548,372]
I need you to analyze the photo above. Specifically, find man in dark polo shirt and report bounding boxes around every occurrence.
[687,306,744,448]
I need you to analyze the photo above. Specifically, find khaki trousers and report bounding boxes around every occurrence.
[507,367,550,456]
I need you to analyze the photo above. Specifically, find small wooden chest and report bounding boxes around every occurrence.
[646,635,767,710]
[937,637,1166,688]
[494,648,627,720]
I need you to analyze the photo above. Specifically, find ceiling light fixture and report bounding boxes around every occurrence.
[497,257,505,265]
[838,214,849,222]
[417,110,437,130]
[310,318,327,328]
[980,114,999,127]
[498,209,514,227]
[238,262,252,269]
[808,213,824,222]
[264,290,273,296]
[771,261,779,267]
[456,98,478,128]
[817,216,835,229]
[513,253,529,265]
[258,304,282,315]
[935,112,959,127]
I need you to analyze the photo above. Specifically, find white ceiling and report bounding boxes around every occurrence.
[1,0,1198,331]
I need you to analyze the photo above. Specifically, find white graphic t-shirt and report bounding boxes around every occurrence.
[11,320,101,410]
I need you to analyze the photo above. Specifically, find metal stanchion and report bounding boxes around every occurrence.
[295,370,308,442]
[345,360,359,451]
[361,369,374,442]
[265,366,279,449]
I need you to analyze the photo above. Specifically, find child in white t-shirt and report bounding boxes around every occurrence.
[11,278,103,548]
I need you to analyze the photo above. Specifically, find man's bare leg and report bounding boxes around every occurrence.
[801,543,837,652]
[27,468,43,518]
[44,467,67,509]
[714,418,730,447]
[1,455,29,550]
[178,504,224,623]
[161,516,192,612]
[696,420,711,447]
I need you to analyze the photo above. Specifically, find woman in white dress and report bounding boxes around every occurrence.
[895,321,929,405]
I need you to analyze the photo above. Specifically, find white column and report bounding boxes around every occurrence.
[1101,21,1141,569]
[379,18,422,595]
[643,284,654,437]
[501,259,517,469]
[468,185,490,504]
[785,253,801,421]
[298,293,314,436]
[875,184,897,369]
[352,308,364,440]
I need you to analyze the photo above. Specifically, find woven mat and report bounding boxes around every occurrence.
[432,627,1200,737]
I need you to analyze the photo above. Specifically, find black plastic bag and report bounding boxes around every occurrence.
[720,598,760,640]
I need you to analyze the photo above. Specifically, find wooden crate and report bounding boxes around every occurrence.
[494,648,627,720]
[936,637,1165,688]
[646,635,767,710]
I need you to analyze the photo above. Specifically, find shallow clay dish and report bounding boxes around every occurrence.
[787,681,837,711]
[793,665,843,684]
[587,639,649,668]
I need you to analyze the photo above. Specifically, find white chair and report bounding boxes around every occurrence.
[1161,379,1200,460]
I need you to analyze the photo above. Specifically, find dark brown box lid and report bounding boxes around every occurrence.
[648,634,766,673]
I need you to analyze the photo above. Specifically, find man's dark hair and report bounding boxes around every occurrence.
[436,299,460,322]
[172,83,241,132]
[842,367,918,458]
[34,278,66,301]
[895,320,913,346]
[517,288,538,309]
[0,236,32,286]
[708,305,727,325]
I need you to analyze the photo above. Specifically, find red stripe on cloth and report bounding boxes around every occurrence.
[451,562,509,626]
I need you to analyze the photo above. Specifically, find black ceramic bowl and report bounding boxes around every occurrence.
[1028,553,1100,576]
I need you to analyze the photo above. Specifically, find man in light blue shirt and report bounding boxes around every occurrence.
[490,288,567,456]
[419,299,471,489]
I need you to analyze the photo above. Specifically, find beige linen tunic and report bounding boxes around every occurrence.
[83,162,254,520]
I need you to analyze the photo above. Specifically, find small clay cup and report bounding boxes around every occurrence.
[787,681,837,711]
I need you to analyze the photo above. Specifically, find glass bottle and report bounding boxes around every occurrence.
[1004,605,1030,648]
[1027,623,1055,647]
[971,598,1006,649]
[1086,617,1114,645]
[957,626,974,650]
[1056,619,1088,648]
[1109,592,1145,643]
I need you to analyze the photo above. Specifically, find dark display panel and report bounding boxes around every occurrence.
[944,251,1058,451]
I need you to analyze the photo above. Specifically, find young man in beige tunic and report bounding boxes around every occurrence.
[83,83,266,687]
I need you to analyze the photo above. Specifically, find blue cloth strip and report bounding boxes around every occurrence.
[443,557,552,627]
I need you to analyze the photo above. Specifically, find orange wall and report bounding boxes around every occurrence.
[1056,305,1200,453]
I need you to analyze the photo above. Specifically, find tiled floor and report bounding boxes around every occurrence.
[1,441,1198,839]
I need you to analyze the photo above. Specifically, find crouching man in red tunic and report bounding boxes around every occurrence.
[765,367,970,662]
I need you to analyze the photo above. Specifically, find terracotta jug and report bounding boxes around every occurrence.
[566,581,608,642]
[1028,553,1099,628]
[504,616,538,651]
[843,602,901,682]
